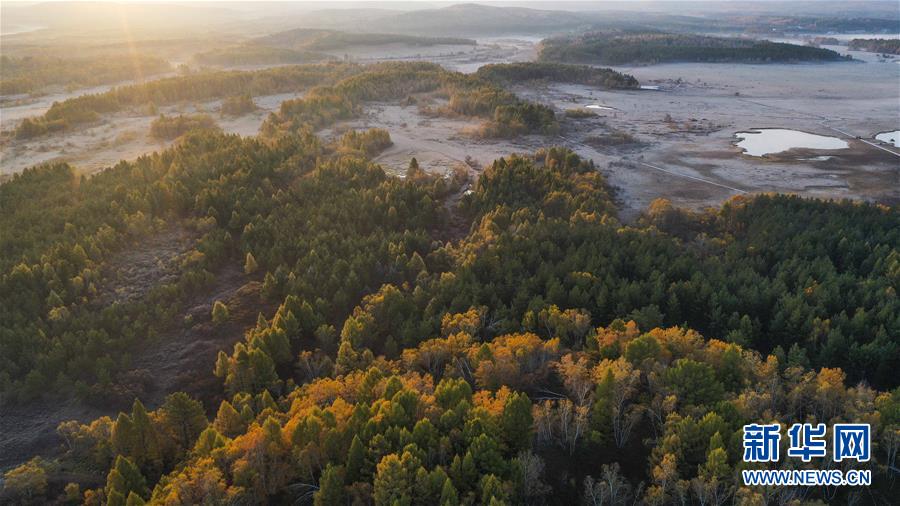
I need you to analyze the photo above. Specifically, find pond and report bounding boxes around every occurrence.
[585,104,615,110]
[734,129,848,157]
[874,130,900,147]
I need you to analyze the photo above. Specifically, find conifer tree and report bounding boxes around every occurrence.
[439,478,459,506]
[159,392,207,453]
[105,456,147,506]
[214,400,245,437]
[314,464,345,506]
[212,300,229,324]
[244,252,259,274]
[346,435,366,483]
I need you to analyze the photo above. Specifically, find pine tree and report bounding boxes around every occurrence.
[105,456,147,506]
[106,490,126,506]
[501,391,533,452]
[591,368,614,445]
[125,491,146,506]
[212,300,229,324]
[480,474,506,504]
[346,435,366,483]
[130,400,161,470]
[192,427,228,456]
[159,392,207,453]
[214,400,245,437]
[314,464,345,506]
[111,413,137,458]
[407,157,423,179]
[374,454,412,505]
[439,478,459,506]
[700,432,729,480]
[46,289,64,308]
[244,252,259,274]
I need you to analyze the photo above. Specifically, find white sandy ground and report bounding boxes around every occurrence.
[0,37,536,179]
[324,51,899,219]
[0,72,180,123]
[502,50,900,217]
[0,92,301,177]
[2,37,898,219]
[321,102,543,179]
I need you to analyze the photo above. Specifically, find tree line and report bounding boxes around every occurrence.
[538,32,849,65]
[0,54,171,95]
[254,28,476,52]
[12,61,635,142]
[13,63,360,139]
[474,63,638,90]
[260,62,561,139]
[193,46,331,67]
[848,38,900,55]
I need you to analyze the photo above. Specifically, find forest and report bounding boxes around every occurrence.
[8,61,617,141]
[538,32,848,65]
[0,54,171,95]
[847,39,900,55]
[258,62,600,139]
[1,121,898,503]
[13,63,361,139]
[252,29,476,52]
[473,63,639,90]
[193,46,331,67]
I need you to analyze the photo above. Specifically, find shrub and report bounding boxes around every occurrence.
[150,114,220,141]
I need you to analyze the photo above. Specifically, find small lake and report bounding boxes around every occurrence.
[586,104,615,110]
[875,130,900,147]
[734,129,848,157]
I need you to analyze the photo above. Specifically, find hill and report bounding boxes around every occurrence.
[364,3,592,36]
[539,31,849,65]
[1,137,897,504]
[254,28,476,52]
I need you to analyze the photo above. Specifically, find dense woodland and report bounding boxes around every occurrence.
[474,63,639,90]
[0,54,171,95]
[253,29,476,52]
[847,39,900,55]
[193,46,331,67]
[538,32,848,65]
[1,134,898,504]
[0,59,898,505]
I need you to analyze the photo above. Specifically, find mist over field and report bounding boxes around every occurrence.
[1,2,898,505]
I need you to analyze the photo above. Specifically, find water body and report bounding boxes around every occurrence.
[640,85,660,91]
[586,104,615,110]
[734,129,848,157]
[875,130,900,147]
